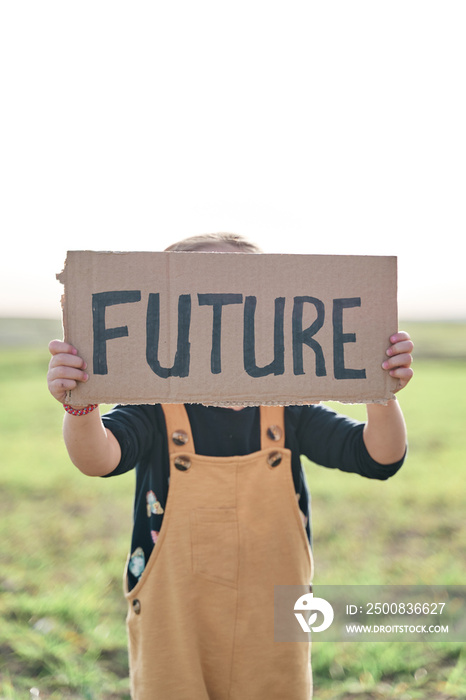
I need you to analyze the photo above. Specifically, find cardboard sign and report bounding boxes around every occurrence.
[57,251,398,406]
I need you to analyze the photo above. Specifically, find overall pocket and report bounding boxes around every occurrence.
[191,508,239,587]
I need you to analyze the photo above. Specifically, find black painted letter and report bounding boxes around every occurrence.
[292,296,326,376]
[243,296,285,377]
[333,297,366,379]
[92,290,141,375]
[146,293,191,378]
[198,293,243,374]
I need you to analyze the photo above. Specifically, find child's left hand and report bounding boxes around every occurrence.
[382,331,414,392]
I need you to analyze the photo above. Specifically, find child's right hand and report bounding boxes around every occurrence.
[47,340,89,404]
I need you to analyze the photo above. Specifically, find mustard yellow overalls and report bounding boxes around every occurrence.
[125,404,313,699]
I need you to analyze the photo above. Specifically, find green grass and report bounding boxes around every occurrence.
[0,342,133,699]
[0,319,465,698]
[306,358,466,698]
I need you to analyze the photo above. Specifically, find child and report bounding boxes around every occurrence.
[47,233,414,699]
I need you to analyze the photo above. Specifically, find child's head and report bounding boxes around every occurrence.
[164,232,262,254]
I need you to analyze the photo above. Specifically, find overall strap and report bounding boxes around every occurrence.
[259,405,285,450]
[161,404,195,455]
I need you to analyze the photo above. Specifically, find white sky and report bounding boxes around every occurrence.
[1,1,465,321]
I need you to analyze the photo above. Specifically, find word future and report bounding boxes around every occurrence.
[92,291,367,380]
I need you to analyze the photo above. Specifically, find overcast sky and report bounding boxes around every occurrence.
[1,1,465,321]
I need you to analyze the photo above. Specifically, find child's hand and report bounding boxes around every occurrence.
[382,331,414,392]
[47,340,89,404]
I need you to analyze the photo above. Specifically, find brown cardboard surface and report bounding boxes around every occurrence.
[57,251,398,406]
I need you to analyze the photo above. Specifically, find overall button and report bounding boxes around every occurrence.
[133,599,141,615]
[267,425,283,441]
[174,456,191,471]
[172,430,189,446]
[267,451,282,468]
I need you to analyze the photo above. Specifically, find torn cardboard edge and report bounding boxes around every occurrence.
[58,250,399,406]
[66,397,395,408]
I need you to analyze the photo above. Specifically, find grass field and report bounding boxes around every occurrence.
[0,318,465,699]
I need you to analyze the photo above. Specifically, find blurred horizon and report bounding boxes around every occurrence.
[1,311,464,325]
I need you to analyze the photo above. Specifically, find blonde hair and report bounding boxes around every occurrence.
[164,232,262,253]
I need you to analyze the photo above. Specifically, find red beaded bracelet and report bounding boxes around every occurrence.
[63,403,99,416]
